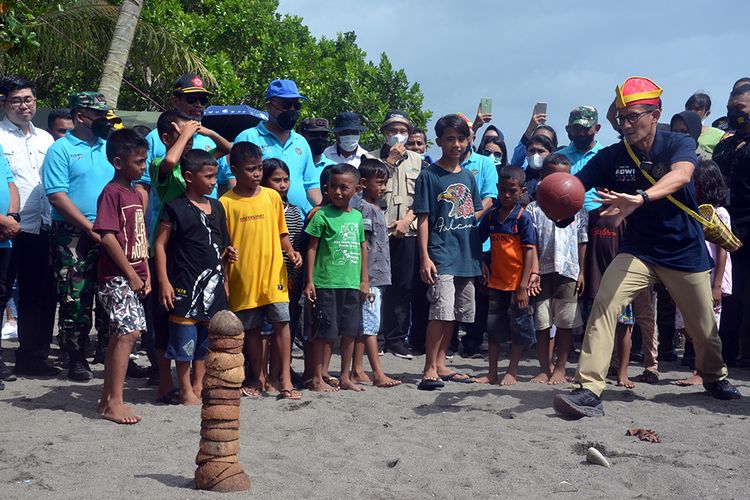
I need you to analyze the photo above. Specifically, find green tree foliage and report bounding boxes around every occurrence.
[3,0,429,148]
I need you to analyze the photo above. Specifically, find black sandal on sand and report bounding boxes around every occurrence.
[638,370,659,384]
[155,388,180,405]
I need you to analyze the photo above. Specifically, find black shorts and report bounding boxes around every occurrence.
[312,288,361,341]
[147,258,170,351]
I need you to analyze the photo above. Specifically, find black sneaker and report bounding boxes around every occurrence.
[0,360,17,381]
[553,388,605,418]
[14,359,61,377]
[659,350,679,362]
[704,379,741,400]
[387,342,413,360]
[68,358,93,382]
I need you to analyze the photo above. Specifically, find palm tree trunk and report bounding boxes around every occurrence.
[98,0,144,108]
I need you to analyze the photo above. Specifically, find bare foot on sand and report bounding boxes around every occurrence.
[617,377,636,389]
[500,373,518,386]
[548,370,568,385]
[474,374,498,385]
[264,381,279,394]
[339,377,366,392]
[308,378,340,392]
[101,403,141,425]
[180,391,201,405]
[674,372,703,386]
[373,375,401,388]
[352,371,372,384]
[531,372,550,384]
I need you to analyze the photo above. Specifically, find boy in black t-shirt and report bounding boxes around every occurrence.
[154,150,235,405]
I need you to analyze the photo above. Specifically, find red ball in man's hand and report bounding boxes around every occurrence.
[536,172,585,221]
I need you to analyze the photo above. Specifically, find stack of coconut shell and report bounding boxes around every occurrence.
[195,310,251,492]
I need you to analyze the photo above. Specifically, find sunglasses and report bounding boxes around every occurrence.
[271,99,302,111]
[185,95,209,105]
[616,110,653,126]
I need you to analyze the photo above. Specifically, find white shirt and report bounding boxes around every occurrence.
[0,117,54,233]
[323,144,369,168]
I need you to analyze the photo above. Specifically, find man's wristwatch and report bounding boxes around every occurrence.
[8,212,20,223]
[636,189,650,205]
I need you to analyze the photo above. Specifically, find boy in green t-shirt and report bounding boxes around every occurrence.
[304,163,368,392]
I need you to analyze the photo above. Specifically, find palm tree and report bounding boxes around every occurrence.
[98,0,143,108]
[0,0,214,109]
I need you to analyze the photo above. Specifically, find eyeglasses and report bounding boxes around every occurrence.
[6,96,36,108]
[185,95,208,105]
[271,99,302,111]
[616,110,653,126]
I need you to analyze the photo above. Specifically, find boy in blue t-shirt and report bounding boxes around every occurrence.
[412,115,483,391]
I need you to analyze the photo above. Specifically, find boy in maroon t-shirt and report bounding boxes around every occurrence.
[93,129,150,425]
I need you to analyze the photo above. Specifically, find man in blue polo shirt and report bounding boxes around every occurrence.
[42,91,115,382]
[456,121,498,357]
[559,106,604,212]
[552,77,740,419]
[235,79,321,214]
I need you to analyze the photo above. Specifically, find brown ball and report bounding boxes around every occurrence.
[203,375,242,389]
[200,427,241,442]
[201,419,240,430]
[199,438,240,457]
[210,471,251,492]
[201,404,240,421]
[195,452,238,465]
[208,310,244,338]
[202,388,241,400]
[209,336,244,351]
[206,352,244,371]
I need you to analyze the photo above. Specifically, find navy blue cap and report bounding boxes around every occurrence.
[332,111,366,133]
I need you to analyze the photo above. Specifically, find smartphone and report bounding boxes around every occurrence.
[480,97,492,115]
[533,102,547,121]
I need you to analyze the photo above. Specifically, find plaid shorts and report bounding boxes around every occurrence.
[97,276,147,336]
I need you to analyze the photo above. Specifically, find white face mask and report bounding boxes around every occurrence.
[338,134,360,152]
[385,133,408,147]
[527,153,544,170]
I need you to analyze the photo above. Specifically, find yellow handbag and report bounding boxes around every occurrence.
[623,140,742,253]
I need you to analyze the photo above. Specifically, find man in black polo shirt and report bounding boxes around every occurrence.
[552,77,740,419]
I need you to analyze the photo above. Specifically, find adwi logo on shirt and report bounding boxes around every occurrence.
[437,183,474,219]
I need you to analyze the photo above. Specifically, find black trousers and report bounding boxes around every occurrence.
[381,236,418,347]
[6,231,55,363]
[0,248,11,354]
[719,244,750,364]
[655,283,676,354]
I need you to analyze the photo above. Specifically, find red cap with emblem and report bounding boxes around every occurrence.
[615,76,662,109]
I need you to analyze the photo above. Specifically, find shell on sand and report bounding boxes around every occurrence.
[195,452,238,465]
[208,310,245,337]
[586,447,610,468]
[206,352,245,371]
[210,471,251,492]
[201,404,240,421]
[199,438,240,457]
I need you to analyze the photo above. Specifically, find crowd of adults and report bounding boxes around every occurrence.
[0,72,749,406]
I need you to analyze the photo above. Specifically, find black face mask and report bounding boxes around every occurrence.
[276,110,300,131]
[569,133,595,151]
[308,138,328,156]
[727,109,750,130]
[90,117,116,140]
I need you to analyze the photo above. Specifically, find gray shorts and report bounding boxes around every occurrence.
[236,302,290,331]
[535,273,582,330]
[426,275,475,323]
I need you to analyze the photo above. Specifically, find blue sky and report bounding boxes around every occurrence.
[277,0,748,154]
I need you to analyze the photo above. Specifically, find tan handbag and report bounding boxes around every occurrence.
[623,140,742,253]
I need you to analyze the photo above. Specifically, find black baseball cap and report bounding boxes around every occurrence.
[173,73,213,96]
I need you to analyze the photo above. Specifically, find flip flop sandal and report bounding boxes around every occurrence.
[241,386,262,398]
[323,376,340,388]
[277,389,302,400]
[441,372,475,384]
[155,388,180,405]
[638,370,659,384]
[417,378,445,391]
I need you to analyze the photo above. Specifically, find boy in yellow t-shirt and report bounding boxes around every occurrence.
[220,142,303,400]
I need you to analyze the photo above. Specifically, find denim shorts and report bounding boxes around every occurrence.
[361,286,383,336]
[166,315,209,362]
[487,289,535,347]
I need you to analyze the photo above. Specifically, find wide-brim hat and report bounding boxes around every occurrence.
[332,111,366,133]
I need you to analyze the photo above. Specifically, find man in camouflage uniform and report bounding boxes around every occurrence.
[42,92,114,381]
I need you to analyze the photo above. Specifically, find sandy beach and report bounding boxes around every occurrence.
[1,340,749,499]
